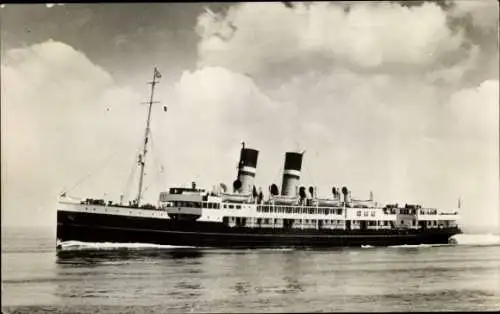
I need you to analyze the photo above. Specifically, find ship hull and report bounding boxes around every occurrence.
[57,210,461,249]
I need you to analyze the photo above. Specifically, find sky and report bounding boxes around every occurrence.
[1,1,499,232]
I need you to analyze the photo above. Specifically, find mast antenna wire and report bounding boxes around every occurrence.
[121,142,144,203]
[148,129,167,189]
[140,130,165,203]
[60,148,121,196]
[135,67,162,206]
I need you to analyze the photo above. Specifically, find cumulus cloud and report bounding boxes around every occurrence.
[448,0,499,31]
[159,67,282,184]
[2,1,498,231]
[442,80,499,228]
[167,65,498,230]
[1,41,288,227]
[2,41,144,227]
[191,1,499,229]
[448,79,499,140]
[197,2,473,76]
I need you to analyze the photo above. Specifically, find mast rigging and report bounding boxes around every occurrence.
[136,67,162,207]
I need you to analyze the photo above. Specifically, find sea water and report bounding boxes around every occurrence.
[2,227,499,313]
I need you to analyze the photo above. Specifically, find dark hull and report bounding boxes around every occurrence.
[57,210,461,249]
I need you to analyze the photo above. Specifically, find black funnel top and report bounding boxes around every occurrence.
[284,152,303,171]
[239,148,259,168]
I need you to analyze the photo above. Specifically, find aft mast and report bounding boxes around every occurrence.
[135,67,162,207]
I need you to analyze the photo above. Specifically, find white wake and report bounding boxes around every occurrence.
[57,240,194,251]
[57,233,500,251]
[448,233,500,246]
[388,244,448,248]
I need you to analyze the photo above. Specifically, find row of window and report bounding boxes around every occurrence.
[381,209,439,215]
[386,209,439,215]
[249,218,441,226]
[228,217,346,225]
[223,216,449,229]
[400,209,439,215]
[223,204,242,209]
[169,201,225,209]
[349,221,392,226]
[419,209,438,215]
[399,209,416,215]
[205,203,221,209]
[257,206,343,215]
[225,217,398,228]
[169,202,442,219]
[170,201,202,208]
[169,202,343,214]
[357,211,377,217]
[399,220,440,226]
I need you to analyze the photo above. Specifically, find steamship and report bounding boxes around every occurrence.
[56,68,462,249]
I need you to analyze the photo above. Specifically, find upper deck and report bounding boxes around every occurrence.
[158,186,460,229]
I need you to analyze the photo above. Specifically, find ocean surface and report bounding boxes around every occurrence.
[2,227,499,313]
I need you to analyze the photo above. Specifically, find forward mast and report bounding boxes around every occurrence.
[135,67,163,207]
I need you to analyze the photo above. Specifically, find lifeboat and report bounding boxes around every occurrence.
[220,192,252,203]
[270,195,299,205]
[316,198,342,207]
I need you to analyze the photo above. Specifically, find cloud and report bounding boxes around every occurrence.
[197,2,470,76]
[157,66,292,190]
[1,41,291,228]
[191,1,499,230]
[445,79,499,223]
[2,2,498,232]
[167,64,499,230]
[2,40,143,227]
[448,79,499,140]
[447,0,499,31]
